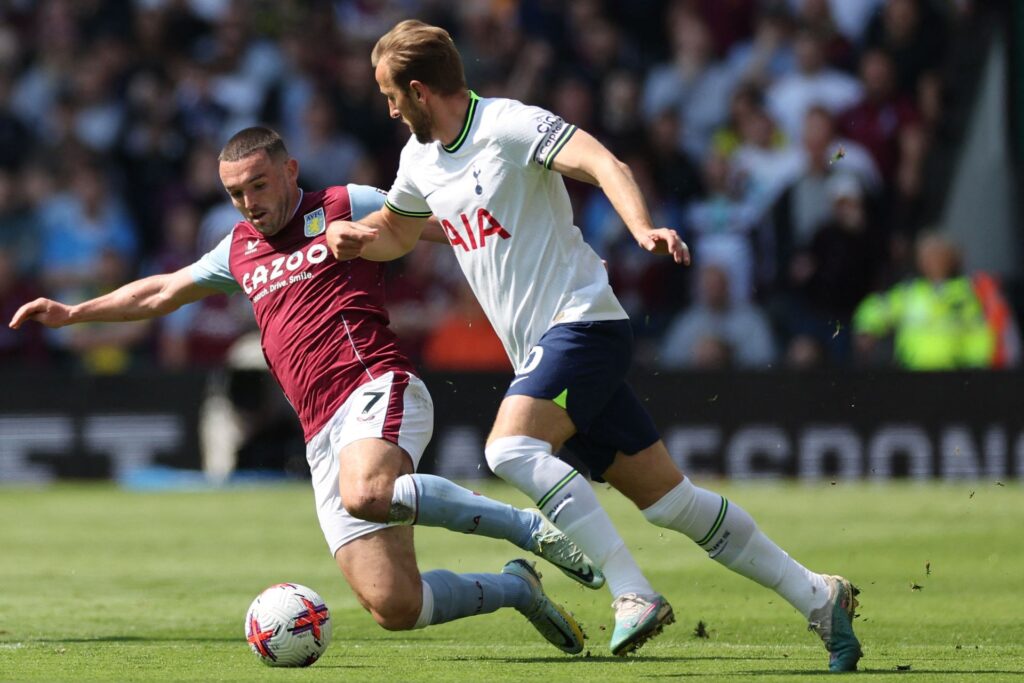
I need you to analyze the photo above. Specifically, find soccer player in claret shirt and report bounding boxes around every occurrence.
[8,127,602,654]
[326,20,862,671]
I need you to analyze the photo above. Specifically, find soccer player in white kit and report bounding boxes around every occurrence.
[326,20,863,671]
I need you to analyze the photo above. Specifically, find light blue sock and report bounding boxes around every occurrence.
[390,474,538,548]
[418,570,532,626]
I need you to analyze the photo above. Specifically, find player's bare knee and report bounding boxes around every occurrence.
[339,474,396,522]
[343,486,391,523]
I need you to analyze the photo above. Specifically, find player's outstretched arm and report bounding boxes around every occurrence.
[549,130,691,265]
[327,207,428,262]
[8,267,216,330]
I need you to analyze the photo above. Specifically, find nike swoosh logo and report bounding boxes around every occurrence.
[629,602,659,628]
[509,375,530,387]
[423,189,437,199]
[545,616,577,650]
[564,566,594,583]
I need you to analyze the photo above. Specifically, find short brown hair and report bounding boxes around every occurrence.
[372,20,466,95]
[219,126,288,163]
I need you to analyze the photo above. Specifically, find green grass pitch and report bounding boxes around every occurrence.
[1,480,1022,682]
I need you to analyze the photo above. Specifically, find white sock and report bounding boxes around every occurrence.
[486,435,654,598]
[642,478,829,618]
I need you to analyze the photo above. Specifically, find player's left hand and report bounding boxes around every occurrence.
[327,220,379,261]
[640,228,690,265]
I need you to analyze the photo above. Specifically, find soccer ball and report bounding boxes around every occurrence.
[244,583,332,667]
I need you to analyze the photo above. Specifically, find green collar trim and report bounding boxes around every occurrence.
[442,90,479,153]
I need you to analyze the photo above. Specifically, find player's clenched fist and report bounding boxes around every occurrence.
[9,298,73,329]
[327,220,379,261]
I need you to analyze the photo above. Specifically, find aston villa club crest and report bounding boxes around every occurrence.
[304,207,326,237]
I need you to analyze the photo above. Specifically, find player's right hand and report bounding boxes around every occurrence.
[9,298,73,329]
[327,220,379,261]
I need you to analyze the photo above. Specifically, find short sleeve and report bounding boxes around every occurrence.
[347,184,388,220]
[384,144,432,218]
[190,233,241,294]
[492,99,578,170]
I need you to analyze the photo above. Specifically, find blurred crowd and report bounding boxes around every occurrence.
[0,0,1016,375]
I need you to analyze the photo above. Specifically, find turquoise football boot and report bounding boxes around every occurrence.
[808,575,863,672]
[609,592,675,656]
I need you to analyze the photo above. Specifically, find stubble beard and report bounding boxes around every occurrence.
[407,107,434,144]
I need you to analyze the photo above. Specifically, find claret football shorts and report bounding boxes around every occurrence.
[306,371,434,555]
[504,320,660,481]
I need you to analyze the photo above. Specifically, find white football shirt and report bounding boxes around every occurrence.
[385,93,627,373]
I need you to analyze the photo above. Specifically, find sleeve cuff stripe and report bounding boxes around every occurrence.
[544,125,577,169]
[384,199,432,217]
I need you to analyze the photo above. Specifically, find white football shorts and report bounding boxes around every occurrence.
[306,371,434,556]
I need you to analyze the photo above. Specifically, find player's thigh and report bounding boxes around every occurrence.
[488,394,575,450]
[334,525,421,629]
[489,321,635,450]
[328,371,434,521]
[602,440,684,509]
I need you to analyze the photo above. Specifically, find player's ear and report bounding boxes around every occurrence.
[409,80,426,102]
[285,158,299,182]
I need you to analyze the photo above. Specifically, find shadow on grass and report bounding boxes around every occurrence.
[25,636,239,643]
[494,655,750,664]
[630,668,1024,678]
[493,657,1024,678]
[23,635,448,644]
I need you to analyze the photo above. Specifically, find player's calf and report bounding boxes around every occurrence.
[335,527,423,631]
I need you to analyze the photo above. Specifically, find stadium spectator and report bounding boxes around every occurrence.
[791,0,856,71]
[642,108,704,208]
[727,93,800,209]
[289,90,370,190]
[853,232,994,369]
[839,48,926,191]
[779,173,887,364]
[38,158,138,303]
[723,9,797,91]
[643,8,736,160]
[118,68,191,244]
[765,26,863,142]
[190,4,284,138]
[771,106,880,259]
[862,0,947,94]
[685,149,766,303]
[659,263,776,370]
[64,39,129,154]
[598,70,646,149]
